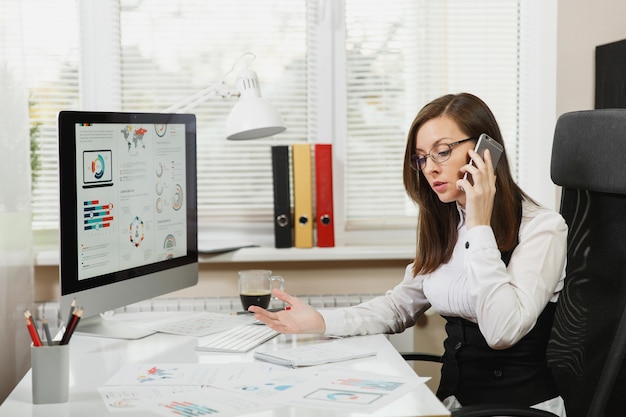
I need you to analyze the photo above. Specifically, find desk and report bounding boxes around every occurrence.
[0,331,449,417]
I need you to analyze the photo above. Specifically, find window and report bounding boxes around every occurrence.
[23,0,556,248]
[343,1,521,226]
[18,0,80,232]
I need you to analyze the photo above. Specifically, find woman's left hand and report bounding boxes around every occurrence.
[457,148,497,229]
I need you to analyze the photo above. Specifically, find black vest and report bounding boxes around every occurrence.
[437,302,558,406]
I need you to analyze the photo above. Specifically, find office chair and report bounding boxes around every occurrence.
[402,109,626,417]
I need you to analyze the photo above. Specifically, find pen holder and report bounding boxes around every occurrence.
[31,342,70,404]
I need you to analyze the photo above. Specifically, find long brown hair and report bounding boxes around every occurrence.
[402,93,533,275]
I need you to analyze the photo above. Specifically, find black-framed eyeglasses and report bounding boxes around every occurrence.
[410,137,477,171]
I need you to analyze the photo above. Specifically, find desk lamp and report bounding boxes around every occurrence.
[164,55,286,140]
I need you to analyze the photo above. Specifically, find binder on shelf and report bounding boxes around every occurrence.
[271,145,293,248]
[314,143,335,247]
[292,143,313,248]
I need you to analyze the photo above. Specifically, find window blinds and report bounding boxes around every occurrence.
[344,0,521,226]
[24,0,527,244]
[19,0,80,230]
[117,0,307,224]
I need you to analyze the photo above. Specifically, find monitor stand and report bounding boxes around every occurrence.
[74,314,156,340]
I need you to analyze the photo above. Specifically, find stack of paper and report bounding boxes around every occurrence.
[253,341,376,367]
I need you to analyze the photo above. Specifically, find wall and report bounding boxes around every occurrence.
[0,20,34,401]
[556,0,626,115]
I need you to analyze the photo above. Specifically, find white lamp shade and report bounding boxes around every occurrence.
[226,70,286,140]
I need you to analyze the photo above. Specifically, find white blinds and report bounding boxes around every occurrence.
[21,0,80,230]
[344,0,521,226]
[117,1,307,224]
[25,0,533,244]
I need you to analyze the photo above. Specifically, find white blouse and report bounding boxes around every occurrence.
[321,199,568,414]
[321,199,568,349]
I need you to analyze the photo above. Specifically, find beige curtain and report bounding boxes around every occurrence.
[0,0,35,402]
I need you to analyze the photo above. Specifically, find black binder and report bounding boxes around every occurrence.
[271,146,293,248]
[595,39,626,109]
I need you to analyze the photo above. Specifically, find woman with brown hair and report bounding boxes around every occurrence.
[250,93,567,415]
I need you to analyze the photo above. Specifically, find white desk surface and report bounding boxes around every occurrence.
[1,328,449,417]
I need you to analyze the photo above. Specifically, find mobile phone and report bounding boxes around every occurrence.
[463,133,503,183]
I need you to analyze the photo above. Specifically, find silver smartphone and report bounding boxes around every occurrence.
[463,133,503,183]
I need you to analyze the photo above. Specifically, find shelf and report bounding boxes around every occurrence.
[200,245,414,263]
[35,245,414,266]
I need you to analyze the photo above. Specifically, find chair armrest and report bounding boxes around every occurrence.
[399,352,443,362]
[451,404,558,417]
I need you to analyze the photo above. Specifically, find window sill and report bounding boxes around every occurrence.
[34,245,414,266]
[199,245,414,263]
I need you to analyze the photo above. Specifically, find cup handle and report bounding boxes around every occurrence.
[270,276,285,299]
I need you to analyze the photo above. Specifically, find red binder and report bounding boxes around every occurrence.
[314,144,335,247]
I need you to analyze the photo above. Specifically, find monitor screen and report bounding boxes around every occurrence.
[58,111,198,339]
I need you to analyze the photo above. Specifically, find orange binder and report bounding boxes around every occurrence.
[292,144,313,248]
[314,144,335,247]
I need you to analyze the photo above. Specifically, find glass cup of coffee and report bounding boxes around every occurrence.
[238,269,285,310]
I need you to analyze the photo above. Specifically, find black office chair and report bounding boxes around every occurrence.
[402,109,626,417]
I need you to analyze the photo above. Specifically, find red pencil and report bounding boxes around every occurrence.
[25,311,42,347]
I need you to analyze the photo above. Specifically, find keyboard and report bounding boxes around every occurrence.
[147,312,252,337]
[195,324,279,353]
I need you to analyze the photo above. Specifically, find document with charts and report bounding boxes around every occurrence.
[98,362,287,414]
[217,365,430,413]
[98,361,429,414]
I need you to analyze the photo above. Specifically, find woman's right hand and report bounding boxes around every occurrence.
[458,148,497,229]
[248,289,326,334]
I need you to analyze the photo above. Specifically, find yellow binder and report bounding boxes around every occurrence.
[292,143,313,248]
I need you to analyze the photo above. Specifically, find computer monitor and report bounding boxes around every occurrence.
[58,111,198,339]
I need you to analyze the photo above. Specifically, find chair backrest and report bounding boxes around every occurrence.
[548,109,626,417]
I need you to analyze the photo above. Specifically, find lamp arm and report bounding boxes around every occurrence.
[163,81,239,114]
